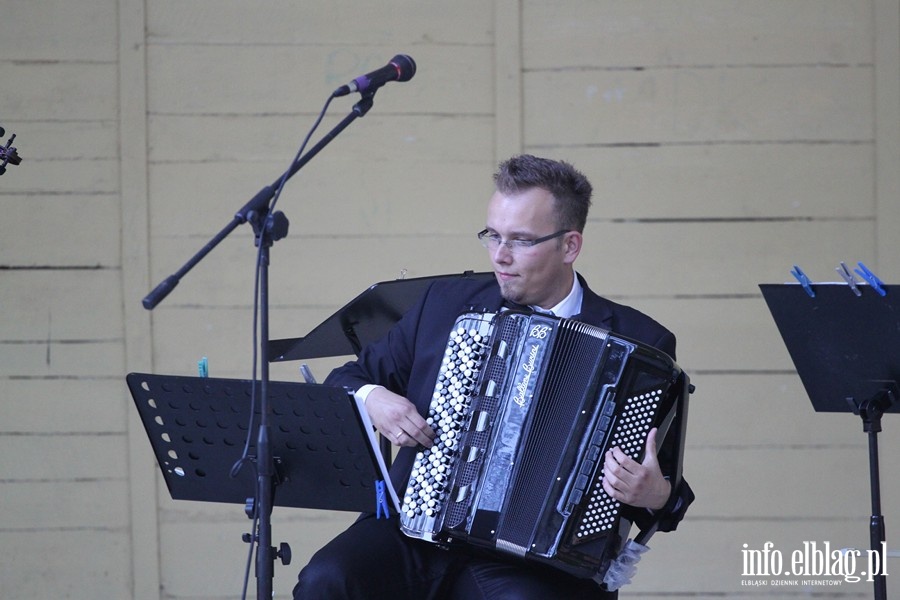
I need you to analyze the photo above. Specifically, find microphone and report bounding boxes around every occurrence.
[333,54,416,97]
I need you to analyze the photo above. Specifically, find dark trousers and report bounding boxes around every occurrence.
[292,514,616,600]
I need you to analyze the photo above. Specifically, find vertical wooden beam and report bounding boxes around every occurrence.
[119,0,160,597]
[875,0,900,278]
[494,0,523,162]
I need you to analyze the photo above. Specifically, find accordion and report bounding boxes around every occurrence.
[399,309,689,581]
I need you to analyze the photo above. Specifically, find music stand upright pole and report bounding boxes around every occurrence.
[856,389,893,600]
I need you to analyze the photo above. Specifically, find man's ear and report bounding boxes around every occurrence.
[563,231,582,265]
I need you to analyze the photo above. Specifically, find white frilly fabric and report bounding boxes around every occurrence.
[600,539,651,591]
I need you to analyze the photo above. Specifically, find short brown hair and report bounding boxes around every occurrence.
[493,154,593,232]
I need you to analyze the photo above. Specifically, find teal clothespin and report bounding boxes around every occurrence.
[790,265,815,298]
[198,356,208,377]
[375,480,391,518]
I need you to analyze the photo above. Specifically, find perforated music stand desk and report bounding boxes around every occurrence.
[760,283,900,414]
[269,271,493,362]
[127,372,396,513]
[760,282,897,600]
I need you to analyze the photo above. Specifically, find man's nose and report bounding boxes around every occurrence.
[492,242,513,263]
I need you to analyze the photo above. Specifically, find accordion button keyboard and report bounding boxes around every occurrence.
[400,318,492,536]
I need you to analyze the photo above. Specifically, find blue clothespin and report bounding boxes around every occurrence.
[836,262,862,297]
[375,480,391,518]
[854,262,887,297]
[791,265,815,298]
[198,356,208,377]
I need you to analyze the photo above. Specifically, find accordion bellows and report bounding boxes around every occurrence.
[399,310,689,580]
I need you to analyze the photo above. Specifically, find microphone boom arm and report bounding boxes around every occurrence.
[142,93,375,310]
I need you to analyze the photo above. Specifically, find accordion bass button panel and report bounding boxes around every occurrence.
[400,312,497,541]
[571,387,663,544]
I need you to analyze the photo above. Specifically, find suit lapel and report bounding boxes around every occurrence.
[572,274,614,329]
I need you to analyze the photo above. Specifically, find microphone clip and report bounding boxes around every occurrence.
[0,126,22,176]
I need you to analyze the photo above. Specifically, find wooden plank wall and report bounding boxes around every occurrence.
[1,1,135,599]
[1,1,898,598]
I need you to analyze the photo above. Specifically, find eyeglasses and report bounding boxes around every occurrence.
[477,228,569,253]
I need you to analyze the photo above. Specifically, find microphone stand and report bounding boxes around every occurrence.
[143,91,377,600]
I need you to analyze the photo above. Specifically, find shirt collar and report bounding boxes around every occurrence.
[533,272,583,318]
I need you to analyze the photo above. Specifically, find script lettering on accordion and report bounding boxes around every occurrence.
[514,342,540,407]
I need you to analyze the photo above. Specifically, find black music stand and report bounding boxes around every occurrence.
[126,372,398,513]
[761,282,898,600]
[269,270,494,361]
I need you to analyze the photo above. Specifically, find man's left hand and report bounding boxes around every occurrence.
[601,427,671,510]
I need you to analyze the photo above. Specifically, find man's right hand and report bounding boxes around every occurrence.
[365,387,435,448]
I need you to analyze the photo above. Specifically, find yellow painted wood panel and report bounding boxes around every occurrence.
[684,375,863,446]
[0,531,131,599]
[524,66,873,145]
[147,44,493,116]
[0,63,117,121]
[0,0,118,62]
[6,120,118,160]
[0,379,128,432]
[0,199,122,266]
[0,118,118,195]
[0,434,128,480]
[631,296,798,372]
[546,143,875,220]
[146,150,493,237]
[579,220,877,296]
[0,119,117,176]
[875,0,900,280]
[0,271,123,339]
[149,114,494,165]
[523,0,873,68]
[0,161,118,196]
[147,0,493,46]
[0,343,125,377]
[687,445,872,519]
[0,480,129,529]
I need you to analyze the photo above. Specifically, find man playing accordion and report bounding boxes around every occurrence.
[293,154,693,600]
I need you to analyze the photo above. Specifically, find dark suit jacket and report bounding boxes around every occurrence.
[325,273,693,533]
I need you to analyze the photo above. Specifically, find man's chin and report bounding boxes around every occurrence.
[498,282,525,305]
